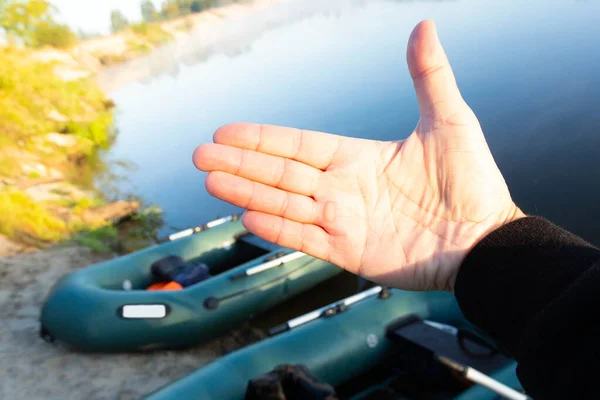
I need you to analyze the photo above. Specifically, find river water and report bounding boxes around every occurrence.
[103,0,600,243]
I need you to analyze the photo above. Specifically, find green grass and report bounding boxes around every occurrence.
[70,206,164,253]
[0,186,163,253]
[96,23,173,64]
[71,196,107,213]
[0,155,21,178]
[0,43,165,253]
[45,195,107,212]
[0,47,121,247]
[0,187,162,252]
[0,189,67,243]
[0,47,115,166]
[126,40,153,54]
[0,188,114,244]
[129,22,172,47]
[72,226,118,252]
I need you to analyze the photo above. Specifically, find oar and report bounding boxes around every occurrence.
[159,214,241,242]
[269,286,389,335]
[230,251,306,280]
[436,355,531,400]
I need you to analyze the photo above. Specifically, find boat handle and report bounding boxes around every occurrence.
[204,257,320,311]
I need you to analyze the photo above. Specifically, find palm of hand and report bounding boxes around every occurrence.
[313,113,516,291]
[193,21,522,291]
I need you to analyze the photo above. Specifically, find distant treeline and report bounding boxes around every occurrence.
[111,0,243,34]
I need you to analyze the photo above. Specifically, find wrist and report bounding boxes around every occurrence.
[448,203,526,292]
[506,204,527,224]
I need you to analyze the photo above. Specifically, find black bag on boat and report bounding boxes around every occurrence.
[174,263,210,287]
[151,255,188,281]
[245,364,338,400]
[151,256,211,287]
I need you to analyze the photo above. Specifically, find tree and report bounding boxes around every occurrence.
[190,0,216,13]
[1,0,53,44]
[110,10,128,33]
[140,0,157,22]
[190,0,202,12]
[0,0,77,48]
[160,1,179,20]
[33,20,77,48]
[176,0,192,16]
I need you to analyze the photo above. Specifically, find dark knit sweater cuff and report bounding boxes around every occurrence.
[454,216,600,356]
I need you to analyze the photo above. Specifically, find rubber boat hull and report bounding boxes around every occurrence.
[146,289,522,400]
[40,217,341,352]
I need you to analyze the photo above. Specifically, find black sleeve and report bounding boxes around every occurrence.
[454,217,600,399]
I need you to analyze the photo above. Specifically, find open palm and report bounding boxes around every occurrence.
[193,21,523,292]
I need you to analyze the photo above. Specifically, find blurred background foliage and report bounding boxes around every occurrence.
[0,0,77,48]
[0,0,171,250]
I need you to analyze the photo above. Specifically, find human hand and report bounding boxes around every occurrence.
[193,20,524,292]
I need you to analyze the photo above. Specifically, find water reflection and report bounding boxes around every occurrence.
[98,1,351,91]
[105,0,600,247]
[98,0,457,92]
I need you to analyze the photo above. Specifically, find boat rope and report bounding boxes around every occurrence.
[268,286,391,336]
[203,257,320,310]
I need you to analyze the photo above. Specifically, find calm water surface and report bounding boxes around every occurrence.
[105,0,600,245]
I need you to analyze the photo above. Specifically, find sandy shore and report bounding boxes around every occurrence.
[0,247,265,399]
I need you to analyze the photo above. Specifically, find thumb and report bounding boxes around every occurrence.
[407,20,466,121]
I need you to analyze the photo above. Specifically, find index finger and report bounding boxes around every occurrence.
[213,123,345,170]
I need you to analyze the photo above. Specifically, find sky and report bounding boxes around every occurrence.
[52,0,160,35]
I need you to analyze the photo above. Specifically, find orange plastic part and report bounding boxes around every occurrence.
[163,281,183,290]
[147,281,182,291]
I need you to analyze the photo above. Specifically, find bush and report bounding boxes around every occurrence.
[0,0,77,49]
[0,47,116,181]
[129,22,172,45]
[33,22,78,49]
[110,9,129,33]
[191,0,217,13]
[190,1,202,13]
[0,189,67,243]
[130,21,150,35]
[72,226,118,252]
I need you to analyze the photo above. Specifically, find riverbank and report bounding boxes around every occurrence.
[0,44,146,256]
[0,0,287,257]
[0,1,294,398]
[33,0,286,86]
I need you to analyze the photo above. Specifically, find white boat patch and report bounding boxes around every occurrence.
[122,304,167,319]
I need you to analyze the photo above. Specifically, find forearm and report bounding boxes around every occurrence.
[455,217,600,398]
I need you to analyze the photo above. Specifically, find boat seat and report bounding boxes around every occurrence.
[386,314,510,374]
[237,233,281,252]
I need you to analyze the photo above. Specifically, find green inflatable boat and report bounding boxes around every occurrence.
[40,214,342,352]
[146,287,524,400]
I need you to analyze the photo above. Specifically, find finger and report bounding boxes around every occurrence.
[205,171,323,224]
[242,211,331,262]
[406,20,467,121]
[213,123,348,170]
[193,143,321,197]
